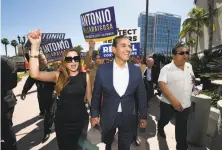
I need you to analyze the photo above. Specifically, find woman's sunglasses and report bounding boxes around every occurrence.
[64,56,80,63]
[176,51,189,55]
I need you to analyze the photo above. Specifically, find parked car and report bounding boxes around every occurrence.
[11,56,29,71]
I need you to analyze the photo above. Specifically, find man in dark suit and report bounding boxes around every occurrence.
[91,35,148,150]
[143,58,160,102]
[20,54,55,143]
[1,56,18,150]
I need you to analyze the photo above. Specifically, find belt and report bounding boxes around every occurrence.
[117,112,123,116]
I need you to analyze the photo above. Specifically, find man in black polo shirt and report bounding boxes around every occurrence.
[21,54,55,143]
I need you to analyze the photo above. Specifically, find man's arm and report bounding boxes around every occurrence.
[158,67,183,111]
[158,67,176,103]
[90,66,103,118]
[22,76,36,94]
[84,51,94,69]
[135,68,148,120]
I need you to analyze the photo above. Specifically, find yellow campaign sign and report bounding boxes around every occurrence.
[85,35,117,42]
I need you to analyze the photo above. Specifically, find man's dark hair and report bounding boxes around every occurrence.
[112,35,129,48]
[172,42,189,55]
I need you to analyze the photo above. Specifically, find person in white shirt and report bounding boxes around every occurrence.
[157,43,194,150]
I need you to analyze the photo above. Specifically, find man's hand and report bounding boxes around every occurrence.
[90,117,100,127]
[20,93,26,100]
[140,119,147,128]
[171,99,184,112]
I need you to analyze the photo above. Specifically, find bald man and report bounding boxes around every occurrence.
[143,58,159,103]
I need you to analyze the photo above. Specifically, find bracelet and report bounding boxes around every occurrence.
[30,55,39,58]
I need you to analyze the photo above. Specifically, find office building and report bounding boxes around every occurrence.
[138,12,181,55]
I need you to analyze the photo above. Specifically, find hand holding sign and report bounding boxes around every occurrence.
[27,29,42,46]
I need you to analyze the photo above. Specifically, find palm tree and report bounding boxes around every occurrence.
[11,40,18,56]
[73,45,84,53]
[180,24,197,53]
[186,38,196,54]
[207,0,216,54]
[1,38,9,56]
[182,7,209,54]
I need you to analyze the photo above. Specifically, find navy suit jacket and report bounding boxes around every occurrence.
[91,62,147,131]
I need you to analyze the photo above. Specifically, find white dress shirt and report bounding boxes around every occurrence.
[113,60,129,112]
[146,67,152,81]
[158,61,195,109]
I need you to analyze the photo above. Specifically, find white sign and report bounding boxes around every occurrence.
[103,27,140,43]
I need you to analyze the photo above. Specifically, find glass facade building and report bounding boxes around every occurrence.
[138,12,181,55]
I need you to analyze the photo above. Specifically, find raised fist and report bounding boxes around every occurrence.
[27,29,42,46]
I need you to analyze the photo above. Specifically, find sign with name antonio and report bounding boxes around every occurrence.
[40,39,73,62]
[25,33,66,48]
[80,6,118,42]
[100,42,140,58]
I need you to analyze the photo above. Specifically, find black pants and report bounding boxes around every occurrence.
[144,80,154,102]
[1,106,17,150]
[43,98,56,134]
[37,95,45,114]
[158,102,190,150]
[103,113,136,150]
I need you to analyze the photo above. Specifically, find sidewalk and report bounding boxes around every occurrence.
[12,76,207,150]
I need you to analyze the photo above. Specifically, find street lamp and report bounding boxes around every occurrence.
[166,28,170,58]
[17,35,27,73]
[143,0,149,64]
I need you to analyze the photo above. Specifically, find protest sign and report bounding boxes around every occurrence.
[103,28,140,43]
[40,39,73,62]
[25,33,66,48]
[100,27,141,58]
[80,6,117,42]
[100,42,140,58]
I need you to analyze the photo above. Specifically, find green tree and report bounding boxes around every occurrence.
[181,7,210,54]
[11,40,18,56]
[1,38,9,56]
[180,24,197,53]
[73,45,84,53]
[207,0,218,53]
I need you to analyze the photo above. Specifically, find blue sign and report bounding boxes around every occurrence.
[80,6,117,42]
[40,39,73,62]
[25,33,66,48]
[100,42,140,58]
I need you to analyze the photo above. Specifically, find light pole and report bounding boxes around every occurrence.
[170,39,173,56]
[166,28,170,58]
[17,35,27,73]
[143,0,149,64]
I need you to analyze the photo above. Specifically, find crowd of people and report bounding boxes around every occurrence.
[1,29,195,150]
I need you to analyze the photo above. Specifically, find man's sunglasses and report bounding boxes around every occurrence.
[176,51,189,55]
[64,56,81,63]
